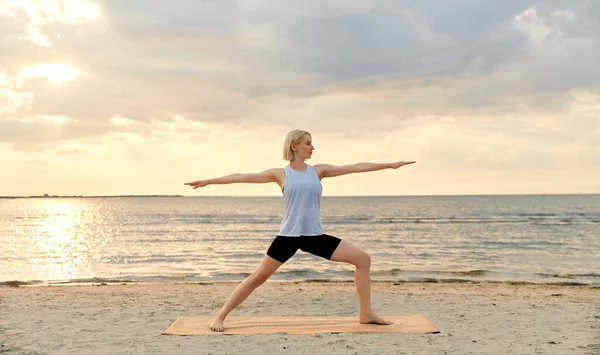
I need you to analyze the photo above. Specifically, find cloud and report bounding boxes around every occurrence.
[0,0,599,183]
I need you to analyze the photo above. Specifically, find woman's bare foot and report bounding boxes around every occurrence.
[359,313,394,325]
[209,316,225,332]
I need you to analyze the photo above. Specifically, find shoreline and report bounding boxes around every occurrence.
[2,278,600,288]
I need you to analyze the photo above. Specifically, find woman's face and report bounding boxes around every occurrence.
[293,134,314,160]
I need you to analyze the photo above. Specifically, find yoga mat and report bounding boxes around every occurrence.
[162,315,439,335]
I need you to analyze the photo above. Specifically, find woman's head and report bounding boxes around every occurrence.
[283,129,313,161]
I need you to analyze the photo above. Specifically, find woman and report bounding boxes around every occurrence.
[185,129,415,332]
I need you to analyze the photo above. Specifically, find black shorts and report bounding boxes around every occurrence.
[266,234,342,263]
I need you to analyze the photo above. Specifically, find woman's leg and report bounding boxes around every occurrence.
[210,255,283,331]
[330,240,393,325]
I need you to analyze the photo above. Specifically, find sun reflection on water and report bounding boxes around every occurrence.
[21,199,104,282]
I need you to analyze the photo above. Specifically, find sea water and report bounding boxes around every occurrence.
[1,195,599,286]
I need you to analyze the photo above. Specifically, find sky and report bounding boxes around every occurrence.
[1,0,599,197]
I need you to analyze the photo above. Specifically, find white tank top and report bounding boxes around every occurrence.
[278,164,323,237]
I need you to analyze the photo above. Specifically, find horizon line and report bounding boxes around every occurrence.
[1,192,599,199]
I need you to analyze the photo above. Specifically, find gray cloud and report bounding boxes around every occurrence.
[1,0,599,149]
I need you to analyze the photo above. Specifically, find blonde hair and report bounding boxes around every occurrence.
[283,129,311,161]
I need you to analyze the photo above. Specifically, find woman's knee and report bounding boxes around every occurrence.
[355,251,371,268]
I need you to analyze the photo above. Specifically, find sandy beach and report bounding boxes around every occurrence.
[1,281,598,354]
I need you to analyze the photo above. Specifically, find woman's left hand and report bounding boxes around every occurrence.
[391,161,416,169]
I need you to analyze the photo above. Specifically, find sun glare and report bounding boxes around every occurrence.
[26,201,93,281]
[19,64,79,83]
[21,115,70,124]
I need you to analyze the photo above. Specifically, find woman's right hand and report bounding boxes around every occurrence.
[184,180,209,189]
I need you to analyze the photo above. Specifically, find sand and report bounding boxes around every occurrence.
[1,281,598,354]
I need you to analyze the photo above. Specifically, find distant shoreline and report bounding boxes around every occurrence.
[0,195,184,199]
[0,193,598,199]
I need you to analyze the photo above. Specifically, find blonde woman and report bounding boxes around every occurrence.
[185,129,415,332]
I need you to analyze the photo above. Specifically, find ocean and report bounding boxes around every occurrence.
[1,195,599,286]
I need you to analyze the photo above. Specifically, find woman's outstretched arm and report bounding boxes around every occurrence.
[315,161,415,179]
[184,168,282,189]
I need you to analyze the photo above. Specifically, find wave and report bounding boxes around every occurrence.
[5,267,600,287]
[371,268,403,277]
[478,240,566,249]
[537,272,600,279]
[123,214,595,226]
[0,278,126,287]
[3,278,597,288]
[320,216,593,225]
[450,269,488,276]
[515,213,557,217]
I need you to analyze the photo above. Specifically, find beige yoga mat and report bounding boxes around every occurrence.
[162,315,439,335]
